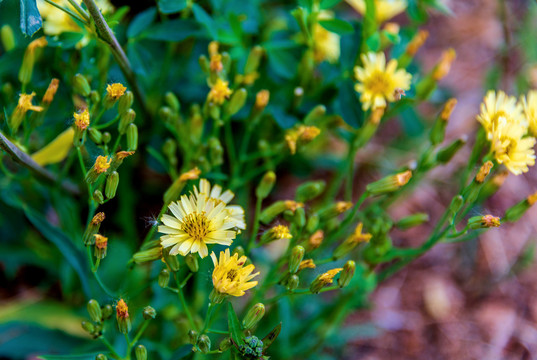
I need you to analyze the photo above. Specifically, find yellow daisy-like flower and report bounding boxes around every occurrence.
[194,179,246,230]
[313,13,340,63]
[346,0,407,23]
[207,78,233,105]
[158,193,237,258]
[18,92,43,113]
[74,108,90,130]
[354,52,411,110]
[106,83,127,100]
[94,155,111,174]
[210,248,259,298]
[477,90,526,136]
[522,90,537,137]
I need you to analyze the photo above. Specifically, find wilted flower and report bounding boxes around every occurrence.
[210,249,259,300]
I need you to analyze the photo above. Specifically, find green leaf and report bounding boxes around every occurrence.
[144,19,201,41]
[335,79,364,128]
[365,32,380,51]
[127,7,157,38]
[192,3,217,39]
[318,19,354,35]
[158,0,187,14]
[20,0,42,36]
[227,302,245,346]
[262,322,282,350]
[320,0,342,9]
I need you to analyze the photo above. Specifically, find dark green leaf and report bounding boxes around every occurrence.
[269,105,298,129]
[335,79,364,128]
[320,0,342,9]
[19,0,42,36]
[262,323,282,350]
[127,7,157,38]
[318,19,354,35]
[268,49,297,79]
[227,302,245,345]
[365,32,380,51]
[192,3,217,39]
[144,19,201,41]
[158,0,187,14]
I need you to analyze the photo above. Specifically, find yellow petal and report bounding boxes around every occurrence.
[31,127,74,166]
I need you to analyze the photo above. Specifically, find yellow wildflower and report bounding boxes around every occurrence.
[298,259,316,271]
[106,83,127,100]
[346,0,407,23]
[313,13,340,63]
[74,108,90,130]
[210,54,223,72]
[210,249,259,298]
[405,30,429,56]
[432,48,456,81]
[179,167,201,182]
[42,78,60,104]
[522,90,537,137]
[91,212,106,225]
[308,230,324,249]
[319,268,343,284]
[116,299,129,319]
[477,90,526,136]
[335,201,353,213]
[349,223,372,244]
[476,161,493,183]
[354,52,411,110]
[207,78,232,105]
[284,200,304,212]
[285,126,321,154]
[94,155,111,174]
[255,90,270,109]
[481,215,501,228]
[18,92,43,113]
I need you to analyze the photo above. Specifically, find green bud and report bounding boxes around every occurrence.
[133,246,162,264]
[219,337,233,351]
[226,88,247,117]
[366,170,412,196]
[259,201,288,224]
[185,253,199,272]
[207,101,220,120]
[468,215,500,229]
[93,190,104,204]
[188,329,199,344]
[232,246,245,257]
[430,99,457,145]
[395,213,429,230]
[303,105,326,125]
[95,354,108,360]
[159,106,173,123]
[242,303,265,330]
[293,207,306,229]
[165,92,181,112]
[102,132,112,144]
[119,109,136,134]
[126,124,138,151]
[87,299,102,323]
[81,320,95,335]
[162,138,177,158]
[222,52,231,72]
[105,171,119,199]
[286,274,299,291]
[293,87,304,108]
[306,213,319,233]
[256,171,276,199]
[318,201,353,220]
[208,137,224,166]
[89,90,100,104]
[102,304,113,320]
[449,195,464,215]
[1,25,15,51]
[197,334,211,354]
[158,268,170,288]
[135,345,147,360]
[296,180,325,202]
[88,128,103,144]
[504,198,532,222]
[199,55,209,73]
[289,245,305,274]
[143,306,157,320]
[163,249,180,272]
[338,260,355,288]
[244,46,264,74]
[436,136,467,164]
[73,74,91,97]
[118,91,134,115]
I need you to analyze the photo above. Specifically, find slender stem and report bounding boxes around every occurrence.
[124,333,132,360]
[100,337,121,360]
[247,196,263,252]
[174,273,197,330]
[76,147,87,177]
[207,329,229,335]
[86,246,116,297]
[201,302,216,333]
[43,0,88,24]
[180,272,194,288]
[66,0,90,21]
[130,321,150,347]
[224,119,237,174]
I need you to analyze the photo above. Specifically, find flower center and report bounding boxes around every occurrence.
[182,212,209,243]
[365,71,392,95]
[226,269,238,281]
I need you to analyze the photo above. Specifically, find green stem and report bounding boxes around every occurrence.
[100,337,121,360]
[174,273,197,331]
[76,147,87,177]
[130,320,150,347]
[247,196,263,252]
[207,329,229,335]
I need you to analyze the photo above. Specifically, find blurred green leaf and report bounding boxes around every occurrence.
[227,302,245,346]
[365,32,381,51]
[38,354,99,360]
[192,3,217,39]
[158,0,187,14]
[262,322,282,350]
[127,7,157,38]
[144,19,201,41]
[318,19,354,35]
[320,0,342,9]
[334,79,364,128]
[20,0,42,36]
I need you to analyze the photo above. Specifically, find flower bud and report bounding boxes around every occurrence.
[95,354,108,360]
[142,306,156,320]
[366,170,412,196]
[93,190,105,204]
[255,90,270,110]
[303,105,326,125]
[226,88,247,117]
[208,137,223,166]
[289,245,305,274]
[87,299,102,323]
[116,299,131,334]
[295,180,325,202]
[432,48,456,80]
[245,45,264,74]
[449,195,464,215]
[468,215,500,229]
[42,78,60,105]
[219,337,233,351]
[1,25,15,52]
[306,214,320,233]
[318,201,353,220]
[395,213,429,230]
[188,329,199,344]
[118,109,136,134]
[243,303,265,330]
[430,98,457,145]
[90,90,100,104]
[158,268,170,288]
[81,320,95,335]
[105,171,119,199]
[135,345,147,360]
[310,268,342,294]
[333,223,371,259]
[102,132,112,143]
[503,194,535,222]
[338,260,355,288]
[88,128,103,144]
[73,74,91,97]
[159,106,173,123]
[133,246,162,264]
[308,230,324,250]
[110,151,135,171]
[127,124,138,151]
[256,171,276,199]
[199,54,210,72]
[83,212,105,245]
[102,304,113,320]
[162,248,180,272]
[86,156,111,184]
[476,161,493,183]
[104,83,127,108]
[260,225,292,244]
[259,201,288,224]
[185,253,199,272]
[165,91,181,112]
[436,136,466,164]
[197,334,211,354]
[94,234,108,259]
[406,29,429,56]
[118,91,134,115]
[293,207,306,229]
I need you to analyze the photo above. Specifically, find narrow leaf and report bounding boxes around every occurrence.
[20,0,42,36]
[262,322,282,350]
[318,19,354,35]
[127,7,157,38]
[227,302,245,345]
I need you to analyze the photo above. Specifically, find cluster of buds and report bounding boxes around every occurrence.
[81,299,114,338]
[285,125,321,155]
[83,212,105,245]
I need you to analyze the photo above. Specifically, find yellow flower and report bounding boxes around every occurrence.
[255,90,270,109]
[74,108,90,130]
[210,248,259,297]
[319,268,343,284]
[210,54,223,72]
[31,127,75,166]
[346,0,407,23]
[285,126,321,154]
[354,52,411,110]
[313,13,340,63]
[348,223,372,244]
[298,259,316,271]
[522,90,537,137]
[42,78,60,104]
[477,90,526,137]
[308,230,324,249]
[116,299,129,319]
[158,192,238,258]
[106,83,127,100]
[179,167,201,182]
[194,179,246,230]
[18,92,43,113]
[207,78,233,105]
[94,155,111,174]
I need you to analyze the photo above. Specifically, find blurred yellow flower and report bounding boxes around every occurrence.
[18,92,43,113]
[522,90,537,137]
[477,90,526,136]
[208,78,233,105]
[354,52,411,110]
[94,155,111,174]
[74,108,90,130]
[210,248,259,297]
[106,83,127,100]
[313,13,340,63]
[346,0,407,23]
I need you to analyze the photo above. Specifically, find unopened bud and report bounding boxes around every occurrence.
[449,195,464,215]
[304,105,326,125]
[208,137,223,166]
[406,29,429,56]
[163,248,180,272]
[87,299,102,323]
[102,304,113,320]
[338,260,355,288]
[88,128,103,144]
[73,74,91,97]
[255,90,270,109]
[245,45,264,74]
[127,124,138,151]
[232,246,245,258]
[432,48,456,80]
[158,268,170,288]
[476,161,493,183]
[318,201,353,219]
[95,354,107,360]
[1,25,15,51]
[90,90,100,104]
[118,91,134,115]
[116,299,131,334]
[188,329,199,344]
[430,98,457,145]
[468,215,500,229]
[165,92,181,112]
[143,306,156,320]
[308,230,324,249]
[118,109,136,134]
[197,334,211,354]
[42,78,60,104]
[105,171,119,199]
[289,245,305,274]
[259,201,288,224]
[243,303,265,330]
[296,180,325,202]
[395,213,429,229]
[504,194,535,222]
[226,88,247,117]
[133,246,162,264]
[366,170,412,195]
[82,320,95,335]
[199,55,209,73]
[219,337,233,351]
[135,345,147,360]
[286,274,299,291]
[306,214,320,233]
[102,132,111,143]
[256,171,276,199]
[185,253,199,272]
[93,190,105,204]
[83,212,105,245]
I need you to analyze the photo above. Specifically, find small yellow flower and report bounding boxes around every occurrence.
[348,223,372,244]
[115,151,135,160]
[405,30,429,56]
[432,48,456,81]
[346,0,407,23]
[354,52,411,110]
[284,200,303,212]
[298,259,316,271]
[116,299,129,319]
[395,170,412,186]
[74,108,90,130]
[210,54,223,72]
[17,92,43,113]
[477,90,526,137]
[42,78,60,104]
[481,215,501,228]
[107,83,127,100]
[441,98,457,121]
[313,13,340,63]
[522,90,537,137]
[285,126,321,154]
[195,179,246,230]
[308,230,324,249]
[179,167,201,182]
[207,78,233,105]
[94,155,111,174]
[210,249,259,297]
[91,212,106,225]
[319,268,343,284]
[335,201,353,214]
[273,225,292,239]
[255,90,270,109]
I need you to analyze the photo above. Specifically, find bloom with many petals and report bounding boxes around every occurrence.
[346,0,407,23]
[313,13,340,63]
[210,249,259,299]
[354,52,411,110]
[194,179,246,230]
[207,78,232,105]
[523,90,537,137]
